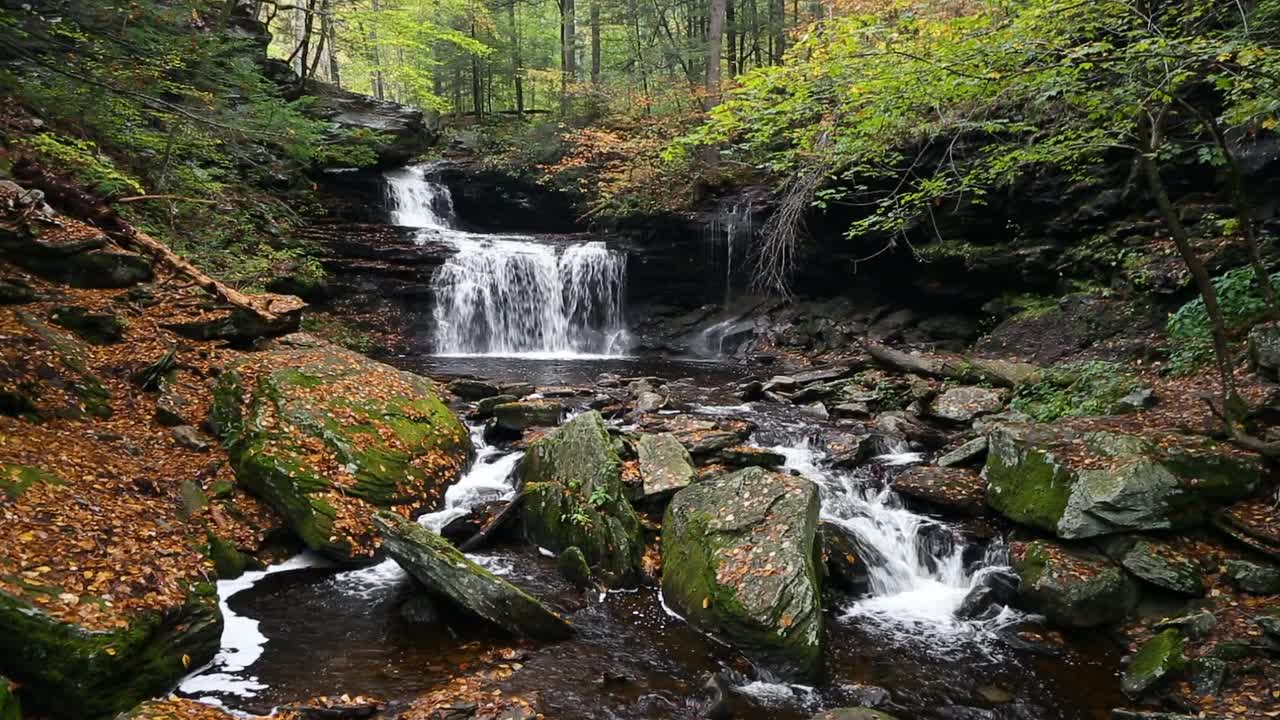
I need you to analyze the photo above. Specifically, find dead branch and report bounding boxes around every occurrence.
[863,339,1038,388]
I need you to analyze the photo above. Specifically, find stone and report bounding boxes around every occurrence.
[210,334,472,562]
[475,394,519,417]
[955,568,1019,620]
[207,533,248,579]
[155,373,199,427]
[557,546,593,589]
[179,479,209,517]
[1248,320,1280,380]
[637,432,697,500]
[984,423,1261,539]
[0,585,220,718]
[635,391,666,413]
[0,278,35,304]
[493,400,564,432]
[830,402,871,418]
[792,365,854,385]
[763,375,798,392]
[171,425,210,452]
[1187,656,1226,697]
[662,467,822,680]
[683,430,746,456]
[1154,611,1217,640]
[822,521,871,594]
[937,436,989,467]
[1214,499,1280,560]
[448,378,501,400]
[304,80,434,165]
[812,709,899,720]
[6,310,113,419]
[519,412,643,585]
[374,512,572,639]
[1223,559,1280,594]
[892,465,987,514]
[1103,536,1206,596]
[48,305,125,344]
[1011,540,1138,627]
[1121,629,1185,699]
[930,386,1003,423]
[716,445,787,469]
[1256,614,1280,640]
[801,402,829,420]
[398,594,441,625]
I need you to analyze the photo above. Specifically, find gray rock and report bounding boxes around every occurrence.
[763,375,798,393]
[448,378,500,400]
[0,278,35,304]
[791,365,854,385]
[1103,536,1205,596]
[1154,611,1217,639]
[475,394,519,417]
[374,512,572,639]
[635,391,666,413]
[801,402,829,420]
[1187,656,1226,697]
[49,306,125,344]
[937,436,989,467]
[637,432,697,499]
[1249,320,1280,380]
[557,546,593,590]
[813,710,899,720]
[171,425,210,452]
[493,400,564,432]
[1012,540,1137,627]
[1121,629,1185,699]
[956,568,1019,620]
[716,446,787,469]
[662,467,822,680]
[830,402,871,418]
[156,373,199,427]
[985,423,1262,539]
[179,478,209,517]
[930,386,1003,423]
[892,465,987,514]
[1224,558,1280,594]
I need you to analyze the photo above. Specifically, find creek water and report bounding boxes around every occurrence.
[177,166,1124,719]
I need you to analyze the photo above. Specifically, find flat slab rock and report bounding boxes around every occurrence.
[636,432,697,499]
[1011,540,1137,628]
[1214,498,1280,560]
[930,386,1004,423]
[892,465,988,514]
[661,467,822,680]
[374,512,572,639]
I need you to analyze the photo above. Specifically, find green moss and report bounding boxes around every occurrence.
[0,585,221,718]
[1122,629,1185,698]
[984,430,1074,534]
[1,464,65,499]
[0,677,20,720]
[207,533,248,579]
[1010,361,1144,422]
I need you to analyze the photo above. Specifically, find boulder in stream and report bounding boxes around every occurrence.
[518,411,644,585]
[211,334,472,562]
[493,399,564,432]
[985,423,1261,539]
[661,467,823,680]
[636,432,697,500]
[1011,540,1137,627]
[374,512,573,639]
[1121,629,1186,699]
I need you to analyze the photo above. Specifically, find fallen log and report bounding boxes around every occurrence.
[13,161,304,324]
[862,340,1038,388]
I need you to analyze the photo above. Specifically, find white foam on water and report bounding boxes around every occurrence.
[179,553,327,699]
[770,438,1020,640]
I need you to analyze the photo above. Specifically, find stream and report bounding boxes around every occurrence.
[177,164,1124,719]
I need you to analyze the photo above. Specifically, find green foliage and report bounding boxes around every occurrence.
[14,133,142,196]
[299,314,376,354]
[1167,267,1280,374]
[1011,361,1145,422]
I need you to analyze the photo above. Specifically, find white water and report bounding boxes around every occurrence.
[335,424,523,597]
[384,165,631,357]
[178,553,327,700]
[706,201,752,308]
[771,439,1017,636]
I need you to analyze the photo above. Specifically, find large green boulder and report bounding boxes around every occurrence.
[661,467,823,680]
[1011,540,1137,627]
[0,585,221,719]
[374,512,573,639]
[985,423,1260,539]
[1122,629,1186,699]
[518,411,643,585]
[211,334,472,563]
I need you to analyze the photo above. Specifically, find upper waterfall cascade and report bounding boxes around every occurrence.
[384,165,630,357]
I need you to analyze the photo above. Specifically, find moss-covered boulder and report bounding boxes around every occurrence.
[1122,629,1186,699]
[0,585,221,718]
[1011,540,1137,627]
[1224,559,1280,594]
[636,432,697,500]
[211,334,472,563]
[661,467,823,680]
[518,411,643,585]
[493,399,563,432]
[4,310,113,419]
[985,423,1260,539]
[374,512,572,639]
[1103,536,1206,596]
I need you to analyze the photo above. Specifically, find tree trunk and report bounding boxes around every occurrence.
[590,0,601,85]
[325,11,340,86]
[1140,114,1241,413]
[509,0,524,117]
[726,0,737,77]
[772,0,785,63]
[706,0,725,107]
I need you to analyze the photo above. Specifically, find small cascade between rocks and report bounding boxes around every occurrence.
[705,201,753,308]
[772,439,1020,636]
[384,164,631,357]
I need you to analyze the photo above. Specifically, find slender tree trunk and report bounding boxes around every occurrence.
[590,0,601,85]
[726,0,737,76]
[772,0,785,62]
[324,11,340,87]
[470,18,483,117]
[706,0,725,107]
[1140,114,1241,412]
[507,0,524,117]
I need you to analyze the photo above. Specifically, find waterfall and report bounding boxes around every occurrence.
[384,164,631,357]
[772,439,1017,634]
[706,201,752,307]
